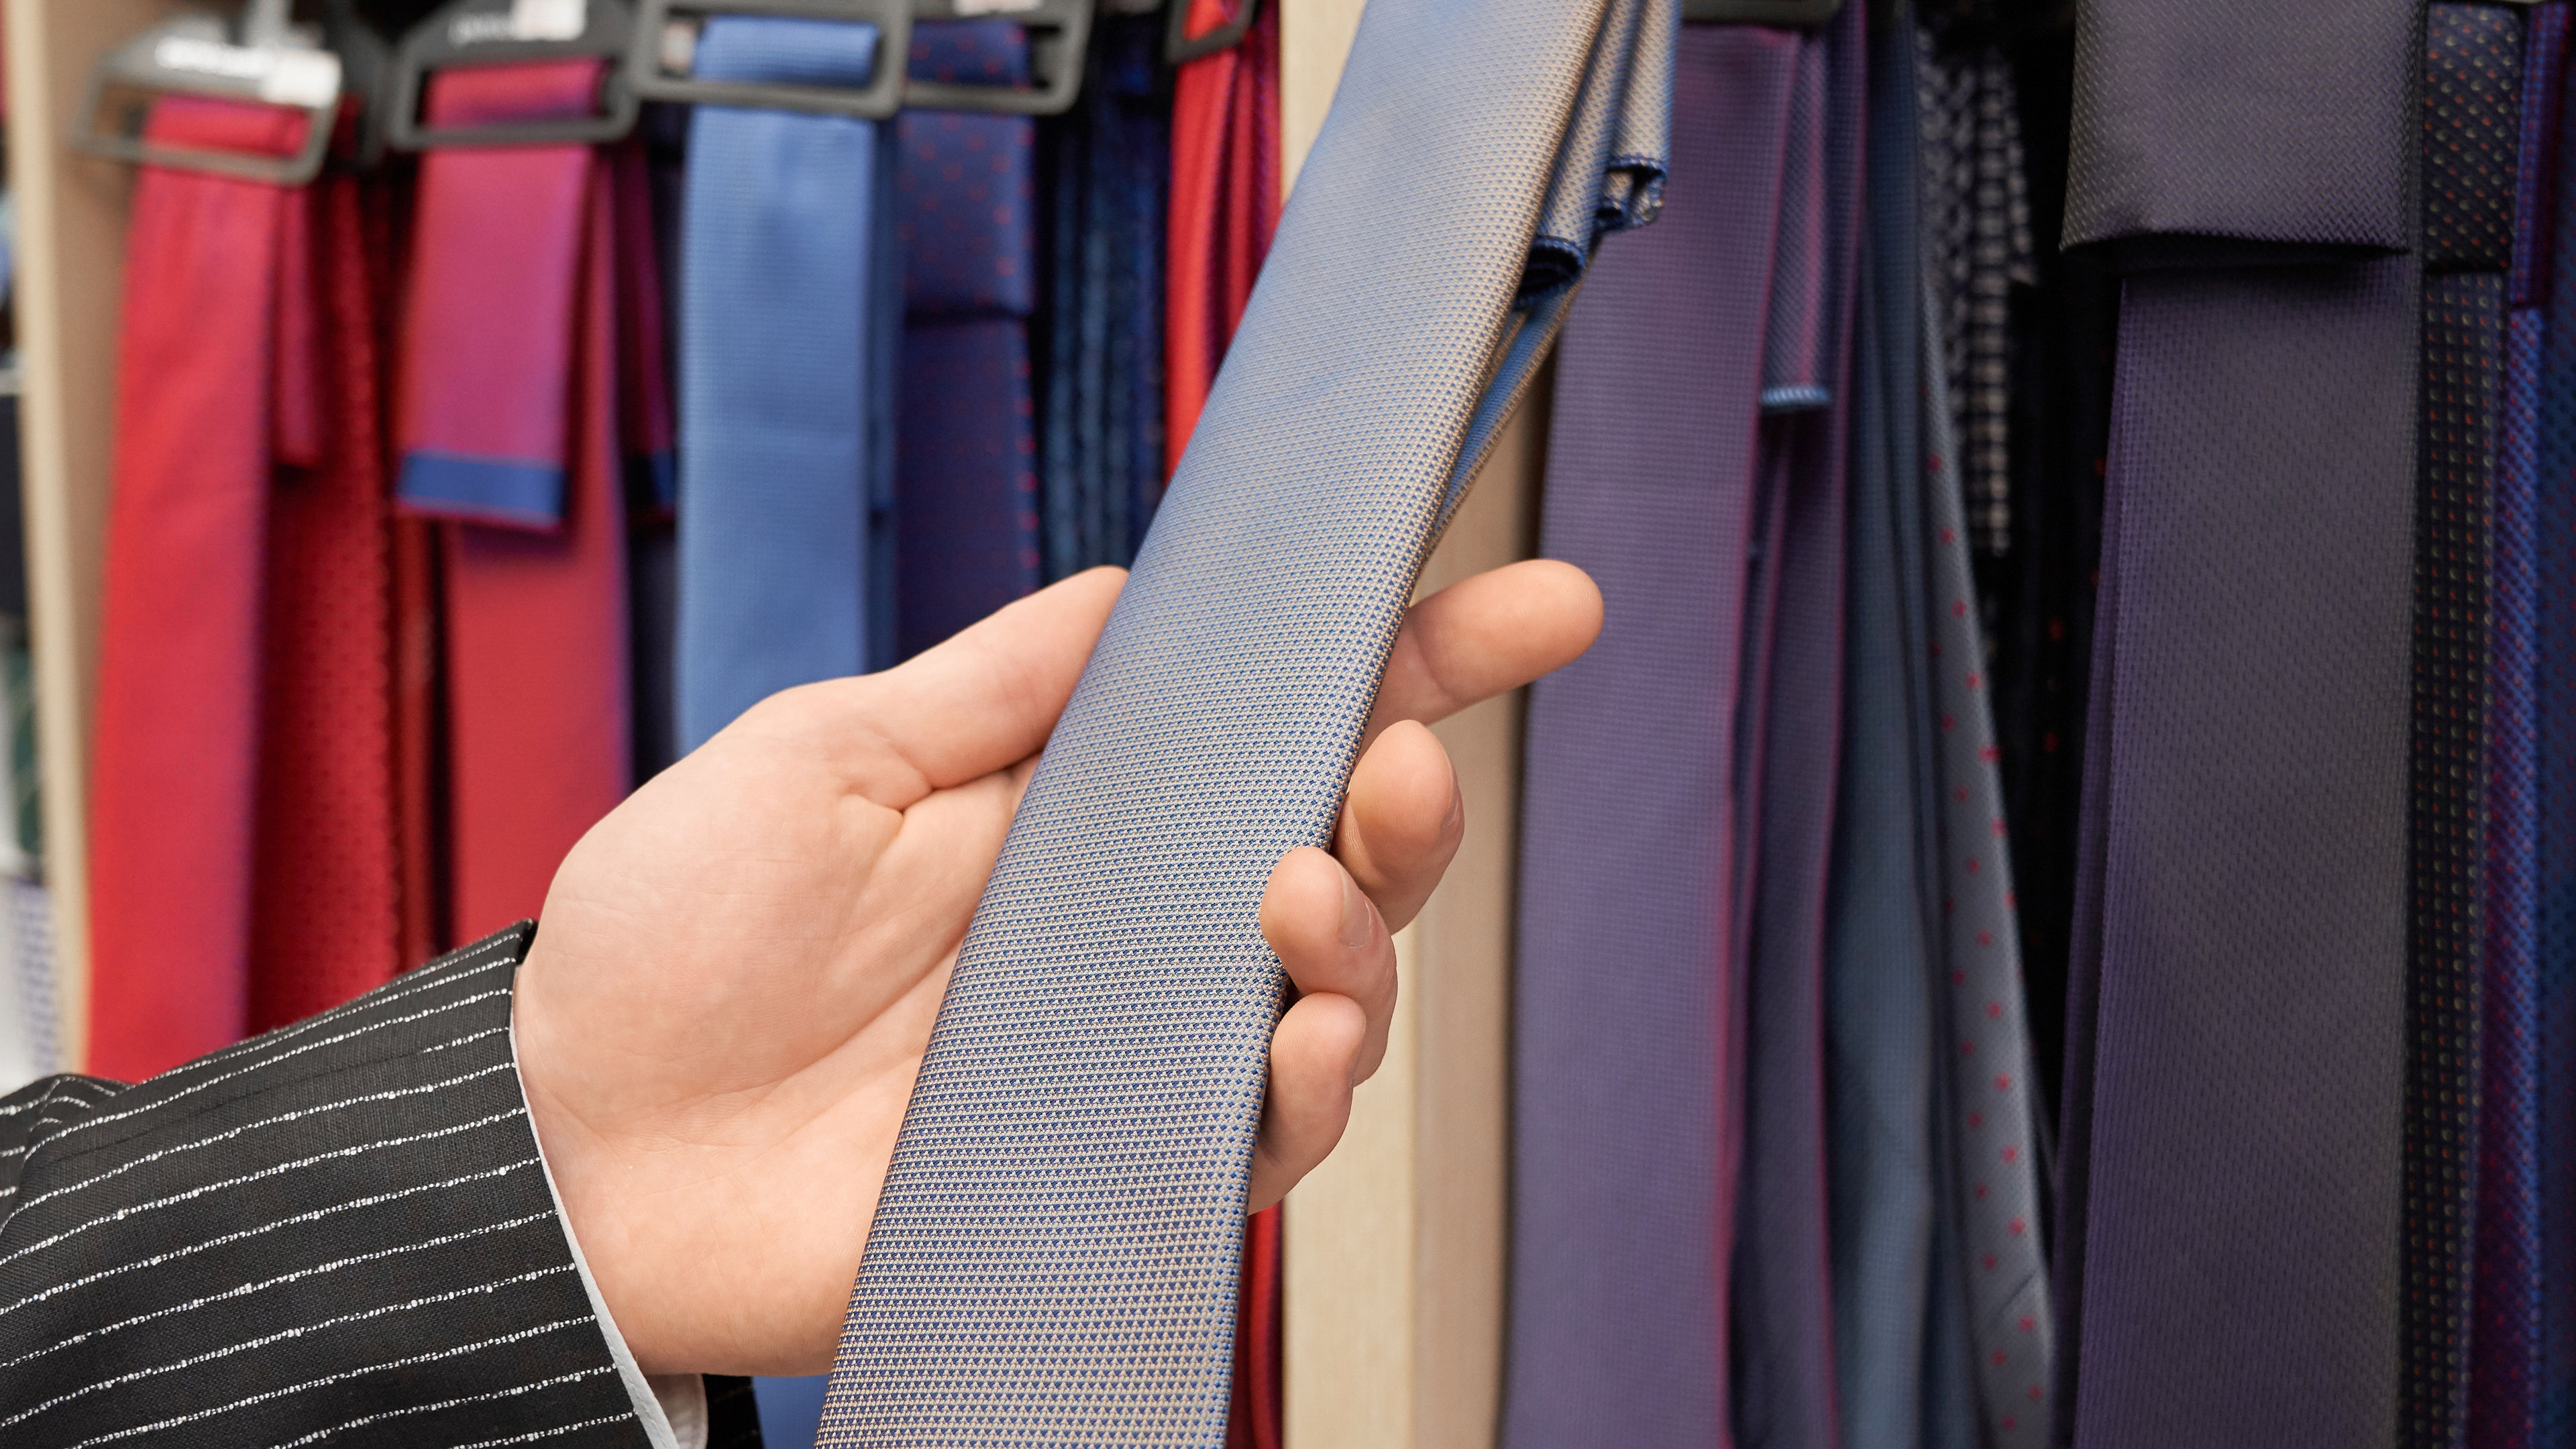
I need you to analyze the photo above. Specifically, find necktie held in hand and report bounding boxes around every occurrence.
[818,2,1671,1442]
[396,62,634,945]
[91,102,406,1078]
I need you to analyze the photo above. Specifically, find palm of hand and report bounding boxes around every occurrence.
[514,564,1599,1376]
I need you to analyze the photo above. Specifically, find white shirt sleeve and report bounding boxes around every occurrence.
[511,1018,708,1449]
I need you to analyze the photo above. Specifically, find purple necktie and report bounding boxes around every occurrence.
[1508,23,1805,1447]
[1734,11,1865,1449]
[2055,2,2420,1446]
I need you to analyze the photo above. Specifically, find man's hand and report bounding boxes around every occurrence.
[513,561,1601,1376]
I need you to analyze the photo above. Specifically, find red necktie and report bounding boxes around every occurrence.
[396,63,631,944]
[246,166,408,1032]
[1169,7,1285,1443]
[1165,0,1280,479]
[89,99,313,1079]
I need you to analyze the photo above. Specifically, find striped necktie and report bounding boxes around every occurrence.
[818,1,1672,1441]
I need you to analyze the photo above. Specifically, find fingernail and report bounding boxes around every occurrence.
[1339,867,1374,953]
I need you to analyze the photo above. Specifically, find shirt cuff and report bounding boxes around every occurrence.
[511,1012,708,1449]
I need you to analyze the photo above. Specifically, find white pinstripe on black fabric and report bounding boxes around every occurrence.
[0,927,657,1448]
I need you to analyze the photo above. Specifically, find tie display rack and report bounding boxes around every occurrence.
[0,0,1509,1442]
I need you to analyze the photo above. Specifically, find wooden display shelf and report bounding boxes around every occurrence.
[1280,3,1539,1443]
[3,0,193,1071]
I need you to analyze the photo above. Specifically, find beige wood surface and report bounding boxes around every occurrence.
[1283,382,1546,1449]
[1279,5,1545,1439]
[3,0,182,1070]
[1279,0,1363,200]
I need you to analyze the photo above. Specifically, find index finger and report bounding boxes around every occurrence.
[1362,559,1603,746]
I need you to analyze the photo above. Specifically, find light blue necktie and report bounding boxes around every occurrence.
[816,1,1672,1442]
[676,17,900,754]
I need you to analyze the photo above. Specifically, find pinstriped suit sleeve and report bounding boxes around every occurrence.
[0,924,657,1448]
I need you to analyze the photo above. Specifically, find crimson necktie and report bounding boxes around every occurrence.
[1169,5,1285,1441]
[1166,0,1279,479]
[89,99,313,1079]
[248,162,407,1033]
[396,62,632,943]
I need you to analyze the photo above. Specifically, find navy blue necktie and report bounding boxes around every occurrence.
[2470,10,2563,1444]
[1040,15,1169,579]
[817,1,1672,1441]
[896,21,1044,659]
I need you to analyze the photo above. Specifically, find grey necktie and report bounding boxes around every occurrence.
[816,3,1674,1443]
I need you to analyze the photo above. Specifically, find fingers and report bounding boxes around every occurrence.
[1334,720,1462,932]
[1248,992,1366,1212]
[731,568,1127,806]
[1364,559,1602,746]
[1260,846,1399,1087]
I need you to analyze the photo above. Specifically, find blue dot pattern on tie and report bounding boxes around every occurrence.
[817,1,1672,1442]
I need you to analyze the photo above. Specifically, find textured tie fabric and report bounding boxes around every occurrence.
[1733,11,1864,1449]
[1509,18,1792,1448]
[2530,0,2576,1436]
[1823,9,1948,1446]
[88,99,313,1079]
[2055,3,2420,1445]
[1919,178,2053,1449]
[678,18,898,751]
[1165,6,1289,1434]
[2410,9,2520,1445]
[247,164,407,1033]
[897,21,1044,659]
[398,64,635,943]
[821,1,1670,1442]
[1165,0,1279,478]
[1916,30,2033,564]
[1039,15,1170,578]
[2472,11,2563,1442]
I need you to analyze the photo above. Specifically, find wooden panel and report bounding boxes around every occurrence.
[1404,366,1542,1449]
[3,0,184,1069]
[1279,3,1543,1446]
[1279,0,1363,201]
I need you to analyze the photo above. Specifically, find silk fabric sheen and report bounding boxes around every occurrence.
[821,1,1670,1442]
